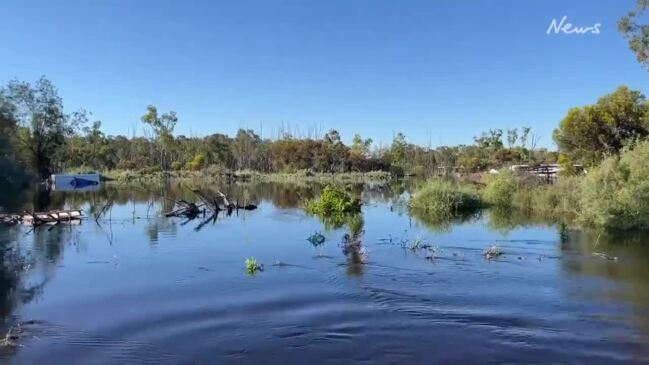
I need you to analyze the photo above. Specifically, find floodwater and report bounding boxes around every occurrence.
[1,181,649,364]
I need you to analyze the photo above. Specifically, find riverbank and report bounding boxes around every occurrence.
[100,168,394,185]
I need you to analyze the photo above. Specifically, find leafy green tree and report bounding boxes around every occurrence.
[141,105,178,169]
[232,129,262,170]
[520,127,531,149]
[390,132,407,167]
[553,86,649,165]
[1,77,82,179]
[506,128,518,148]
[0,96,30,189]
[619,0,649,69]
[351,134,372,156]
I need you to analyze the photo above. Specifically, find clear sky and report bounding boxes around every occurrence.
[1,0,648,148]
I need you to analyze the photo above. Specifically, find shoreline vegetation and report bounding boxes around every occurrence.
[408,139,649,231]
[1,77,649,232]
[99,168,394,184]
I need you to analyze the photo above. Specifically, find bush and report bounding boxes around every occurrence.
[579,141,649,230]
[482,171,517,208]
[304,185,361,216]
[187,154,206,171]
[409,179,481,218]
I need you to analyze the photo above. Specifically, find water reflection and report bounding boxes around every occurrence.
[0,180,649,363]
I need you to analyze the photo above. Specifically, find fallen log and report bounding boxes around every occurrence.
[0,210,83,226]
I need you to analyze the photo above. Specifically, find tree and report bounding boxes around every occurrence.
[506,128,518,148]
[351,134,372,156]
[520,127,531,149]
[619,0,649,69]
[473,129,503,150]
[1,77,82,179]
[141,105,178,169]
[0,96,30,189]
[349,134,373,171]
[232,129,261,170]
[390,133,407,167]
[553,86,649,165]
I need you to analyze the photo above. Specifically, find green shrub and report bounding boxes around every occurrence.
[482,171,517,208]
[187,154,206,171]
[304,185,361,216]
[409,179,481,218]
[579,141,649,230]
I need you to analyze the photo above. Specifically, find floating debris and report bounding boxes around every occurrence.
[483,245,503,260]
[593,252,618,261]
[1,324,22,348]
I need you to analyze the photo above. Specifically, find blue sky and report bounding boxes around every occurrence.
[1,0,647,148]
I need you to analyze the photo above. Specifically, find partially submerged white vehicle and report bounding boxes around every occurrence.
[51,173,101,192]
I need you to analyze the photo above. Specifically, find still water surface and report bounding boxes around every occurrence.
[1,182,649,364]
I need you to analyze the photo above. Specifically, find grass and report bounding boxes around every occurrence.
[408,179,481,219]
[100,168,392,185]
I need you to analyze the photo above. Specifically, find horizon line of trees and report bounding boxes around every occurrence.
[0,77,558,182]
[1,78,647,189]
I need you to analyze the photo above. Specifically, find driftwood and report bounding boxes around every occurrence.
[191,190,257,213]
[166,190,257,221]
[165,199,202,218]
[1,210,83,227]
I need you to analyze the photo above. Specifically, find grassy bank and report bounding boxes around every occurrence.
[409,140,649,231]
[99,168,393,184]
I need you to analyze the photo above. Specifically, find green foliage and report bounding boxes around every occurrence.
[390,132,407,167]
[304,185,362,217]
[187,154,206,171]
[579,140,649,230]
[557,154,575,177]
[512,176,581,219]
[244,257,263,274]
[553,86,649,165]
[1,77,83,179]
[409,179,481,219]
[482,171,517,208]
[618,0,649,69]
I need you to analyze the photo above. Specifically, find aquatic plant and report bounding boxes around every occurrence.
[482,171,517,208]
[307,231,326,247]
[304,185,361,216]
[409,179,481,219]
[244,257,263,274]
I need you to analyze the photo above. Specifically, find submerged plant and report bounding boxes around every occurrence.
[244,257,263,274]
[307,231,326,247]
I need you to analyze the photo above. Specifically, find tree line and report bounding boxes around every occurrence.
[2,77,648,189]
[0,77,567,186]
